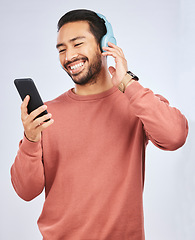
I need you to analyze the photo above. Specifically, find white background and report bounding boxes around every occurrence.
[0,0,194,239]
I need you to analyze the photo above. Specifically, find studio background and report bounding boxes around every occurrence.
[0,0,194,239]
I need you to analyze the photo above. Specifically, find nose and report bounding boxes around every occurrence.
[65,47,79,62]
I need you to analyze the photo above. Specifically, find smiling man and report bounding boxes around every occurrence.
[57,27,103,87]
[11,9,188,240]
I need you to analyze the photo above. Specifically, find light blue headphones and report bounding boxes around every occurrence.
[97,13,117,51]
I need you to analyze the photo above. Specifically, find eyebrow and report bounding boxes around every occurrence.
[56,36,86,49]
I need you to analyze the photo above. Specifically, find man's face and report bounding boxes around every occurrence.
[56,21,102,85]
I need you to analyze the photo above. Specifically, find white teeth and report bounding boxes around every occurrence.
[70,62,84,70]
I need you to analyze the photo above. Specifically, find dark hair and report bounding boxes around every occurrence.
[57,9,107,46]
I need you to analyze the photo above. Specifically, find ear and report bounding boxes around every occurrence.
[97,42,103,54]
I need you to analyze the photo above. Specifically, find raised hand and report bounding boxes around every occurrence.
[102,42,128,86]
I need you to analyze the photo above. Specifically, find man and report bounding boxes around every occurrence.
[11,9,188,240]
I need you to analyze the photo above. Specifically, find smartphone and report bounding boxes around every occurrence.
[14,78,48,120]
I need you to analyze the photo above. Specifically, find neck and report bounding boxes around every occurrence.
[73,62,113,96]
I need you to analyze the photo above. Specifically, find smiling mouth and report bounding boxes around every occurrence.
[65,58,87,75]
[70,62,84,71]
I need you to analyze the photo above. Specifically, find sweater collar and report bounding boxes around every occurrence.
[66,86,118,101]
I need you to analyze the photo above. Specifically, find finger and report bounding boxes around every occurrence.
[102,50,120,60]
[33,113,52,128]
[103,51,127,68]
[102,46,125,60]
[21,95,30,111]
[107,41,117,47]
[37,118,54,132]
[102,46,121,57]
[107,42,125,57]
[107,41,123,51]
[29,105,48,122]
[21,95,30,121]
[108,66,116,76]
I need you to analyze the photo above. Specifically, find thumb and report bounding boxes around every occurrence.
[108,66,116,76]
[21,95,30,113]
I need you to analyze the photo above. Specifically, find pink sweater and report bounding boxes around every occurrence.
[11,82,188,240]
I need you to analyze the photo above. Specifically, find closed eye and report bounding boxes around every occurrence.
[74,42,83,47]
[59,49,66,53]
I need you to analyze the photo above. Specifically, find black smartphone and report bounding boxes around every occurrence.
[14,78,48,119]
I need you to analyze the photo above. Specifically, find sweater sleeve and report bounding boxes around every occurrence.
[10,135,45,201]
[125,81,188,150]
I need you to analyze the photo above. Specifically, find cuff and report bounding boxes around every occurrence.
[19,134,42,155]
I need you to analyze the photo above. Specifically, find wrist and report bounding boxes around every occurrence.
[126,79,135,88]
[118,71,138,93]
[24,132,40,143]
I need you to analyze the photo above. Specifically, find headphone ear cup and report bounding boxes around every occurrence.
[97,13,117,52]
[101,35,117,50]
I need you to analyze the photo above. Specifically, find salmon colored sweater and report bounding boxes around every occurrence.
[11,82,188,240]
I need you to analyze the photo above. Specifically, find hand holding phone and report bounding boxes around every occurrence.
[14,78,54,142]
[14,78,48,117]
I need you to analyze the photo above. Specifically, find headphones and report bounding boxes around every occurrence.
[96,13,117,51]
